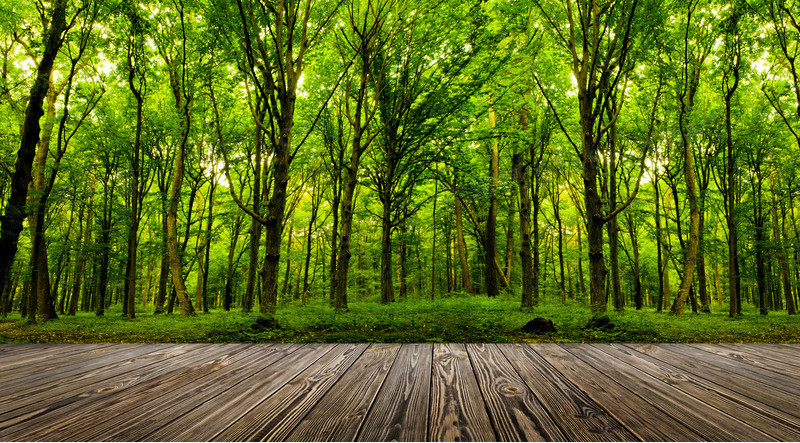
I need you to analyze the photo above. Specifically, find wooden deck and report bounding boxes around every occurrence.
[1,343,800,441]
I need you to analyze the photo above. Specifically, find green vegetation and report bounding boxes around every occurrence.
[2,295,798,344]
[2,0,800,342]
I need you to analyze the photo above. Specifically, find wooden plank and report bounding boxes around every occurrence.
[0,344,254,441]
[428,343,495,442]
[0,343,211,425]
[0,344,159,392]
[63,344,300,441]
[722,344,800,369]
[142,343,336,442]
[598,344,800,441]
[626,344,800,421]
[564,344,773,441]
[0,343,236,438]
[285,344,401,442]
[661,343,800,396]
[214,343,369,442]
[774,343,800,355]
[691,344,800,377]
[499,343,635,442]
[0,344,114,373]
[356,343,432,442]
[531,343,704,441]
[466,343,555,442]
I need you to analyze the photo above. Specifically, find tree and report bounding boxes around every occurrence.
[0,0,76,318]
[534,0,655,313]
[670,0,714,316]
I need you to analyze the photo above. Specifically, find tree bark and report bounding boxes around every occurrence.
[485,107,500,297]
[670,14,705,315]
[780,198,796,314]
[224,216,243,311]
[514,151,534,309]
[454,195,472,294]
[0,0,68,314]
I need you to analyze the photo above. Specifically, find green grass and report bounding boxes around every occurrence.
[1,293,799,343]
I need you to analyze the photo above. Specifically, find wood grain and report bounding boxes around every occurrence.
[0,344,158,393]
[214,343,368,442]
[598,344,800,441]
[499,343,635,442]
[724,344,800,369]
[661,343,800,396]
[628,343,800,420]
[564,344,773,441]
[0,343,797,441]
[532,343,704,441]
[0,344,241,440]
[466,343,553,441]
[66,344,298,441]
[691,343,800,377]
[285,343,401,442]
[144,343,333,442]
[0,343,212,425]
[428,343,495,442]
[357,343,432,442]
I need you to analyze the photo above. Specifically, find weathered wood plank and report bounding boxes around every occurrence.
[466,343,554,442]
[564,344,773,441]
[719,344,800,370]
[661,343,800,397]
[532,343,704,441]
[143,343,335,442]
[0,344,238,439]
[357,343,432,442]
[598,344,800,441]
[65,344,299,441]
[0,343,211,424]
[628,343,800,421]
[0,344,114,374]
[499,343,635,442]
[215,343,368,442]
[285,344,401,442]
[428,343,495,442]
[691,344,800,377]
[0,344,158,392]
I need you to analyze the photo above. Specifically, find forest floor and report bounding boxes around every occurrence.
[1,293,799,343]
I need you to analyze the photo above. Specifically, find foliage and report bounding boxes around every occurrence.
[2,294,799,343]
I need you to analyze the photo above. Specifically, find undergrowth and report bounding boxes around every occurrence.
[0,292,798,343]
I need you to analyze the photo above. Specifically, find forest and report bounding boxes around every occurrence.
[0,0,799,342]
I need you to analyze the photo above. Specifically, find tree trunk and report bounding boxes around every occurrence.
[335,148,362,311]
[165,56,195,316]
[224,216,242,311]
[514,151,534,309]
[654,175,664,312]
[780,200,796,314]
[485,107,500,297]
[606,116,623,312]
[380,198,394,304]
[69,200,88,316]
[576,214,586,300]
[302,187,320,305]
[282,225,293,298]
[0,0,67,317]
[125,82,144,321]
[627,214,643,310]
[201,179,215,314]
[505,204,515,284]
[670,57,702,315]
[431,179,438,300]
[454,196,472,294]
[553,183,567,303]
[696,205,710,313]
